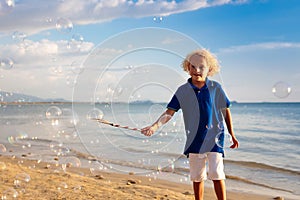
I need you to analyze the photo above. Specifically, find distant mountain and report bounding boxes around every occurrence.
[0,91,68,103]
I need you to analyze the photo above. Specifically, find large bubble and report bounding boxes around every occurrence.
[72,28,206,175]
[272,81,292,98]
[1,188,18,199]
[0,57,14,70]
[0,0,15,15]
[215,131,233,148]
[56,18,73,34]
[11,31,27,43]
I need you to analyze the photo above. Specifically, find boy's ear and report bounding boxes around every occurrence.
[186,63,190,71]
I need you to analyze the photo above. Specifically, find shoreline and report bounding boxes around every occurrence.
[0,154,288,200]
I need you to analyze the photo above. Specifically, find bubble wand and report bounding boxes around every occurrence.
[93,118,141,132]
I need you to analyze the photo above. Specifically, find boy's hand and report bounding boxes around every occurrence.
[141,125,157,136]
[230,136,239,149]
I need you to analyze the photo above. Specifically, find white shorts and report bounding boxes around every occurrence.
[188,152,225,182]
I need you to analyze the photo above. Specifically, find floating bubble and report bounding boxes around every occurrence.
[215,132,233,148]
[73,185,82,192]
[157,113,172,127]
[206,124,213,129]
[217,121,224,130]
[125,65,134,70]
[0,57,14,70]
[57,182,68,191]
[60,156,81,172]
[89,160,104,176]
[11,31,27,43]
[49,141,66,156]
[86,108,104,120]
[51,65,64,75]
[13,173,30,188]
[0,0,15,15]
[0,143,7,152]
[45,17,53,24]
[7,136,17,145]
[45,106,62,119]
[5,0,14,7]
[71,33,84,43]
[1,188,18,199]
[153,16,163,23]
[272,81,292,98]
[70,60,84,75]
[66,75,77,87]
[56,18,73,34]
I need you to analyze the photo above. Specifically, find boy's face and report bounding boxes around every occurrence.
[188,54,209,82]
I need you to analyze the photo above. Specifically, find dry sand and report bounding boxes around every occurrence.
[0,155,285,200]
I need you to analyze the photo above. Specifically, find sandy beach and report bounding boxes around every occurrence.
[0,154,286,200]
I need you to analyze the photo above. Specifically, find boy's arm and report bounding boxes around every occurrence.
[222,108,239,149]
[141,109,176,136]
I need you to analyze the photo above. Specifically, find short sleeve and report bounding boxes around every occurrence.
[216,86,231,109]
[167,94,181,111]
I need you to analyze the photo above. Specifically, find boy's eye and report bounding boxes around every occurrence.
[191,65,203,70]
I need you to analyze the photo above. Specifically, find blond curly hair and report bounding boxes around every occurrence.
[182,49,220,76]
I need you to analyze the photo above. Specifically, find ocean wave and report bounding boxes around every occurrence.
[226,175,293,193]
[224,159,300,176]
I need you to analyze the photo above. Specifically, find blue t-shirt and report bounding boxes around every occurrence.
[167,78,231,157]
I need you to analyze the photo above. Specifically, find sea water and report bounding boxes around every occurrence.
[0,102,299,199]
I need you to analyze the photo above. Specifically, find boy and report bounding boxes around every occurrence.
[141,49,239,200]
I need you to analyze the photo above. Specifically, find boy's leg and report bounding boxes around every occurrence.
[207,152,226,200]
[193,181,204,200]
[213,180,226,200]
[188,153,207,200]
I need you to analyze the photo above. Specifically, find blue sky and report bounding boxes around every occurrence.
[0,0,299,102]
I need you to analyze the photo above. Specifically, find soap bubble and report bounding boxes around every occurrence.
[86,108,104,120]
[45,106,62,119]
[272,81,292,98]
[70,60,84,75]
[153,16,163,23]
[11,31,27,43]
[66,75,77,87]
[7,136,17,145]
[4,0,14,7]
[45,17,53,24]
[56,18,73,34]
[67,34,84,50]
[60,156,81,172]
[57,182,68,191]
[89,160,104,176]
[0,0,15,15]
[1,188,18,199]
[215,132,233,148]
[0,143,6,152]
[0,57,14,70]
[71,33,84,43]
[13,173,31,188]
[157,113,172,127]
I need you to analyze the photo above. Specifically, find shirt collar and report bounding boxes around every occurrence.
[188,78,211,91]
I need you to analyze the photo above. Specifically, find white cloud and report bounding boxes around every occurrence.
[0,39,94,69]
[0,0,247,35]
